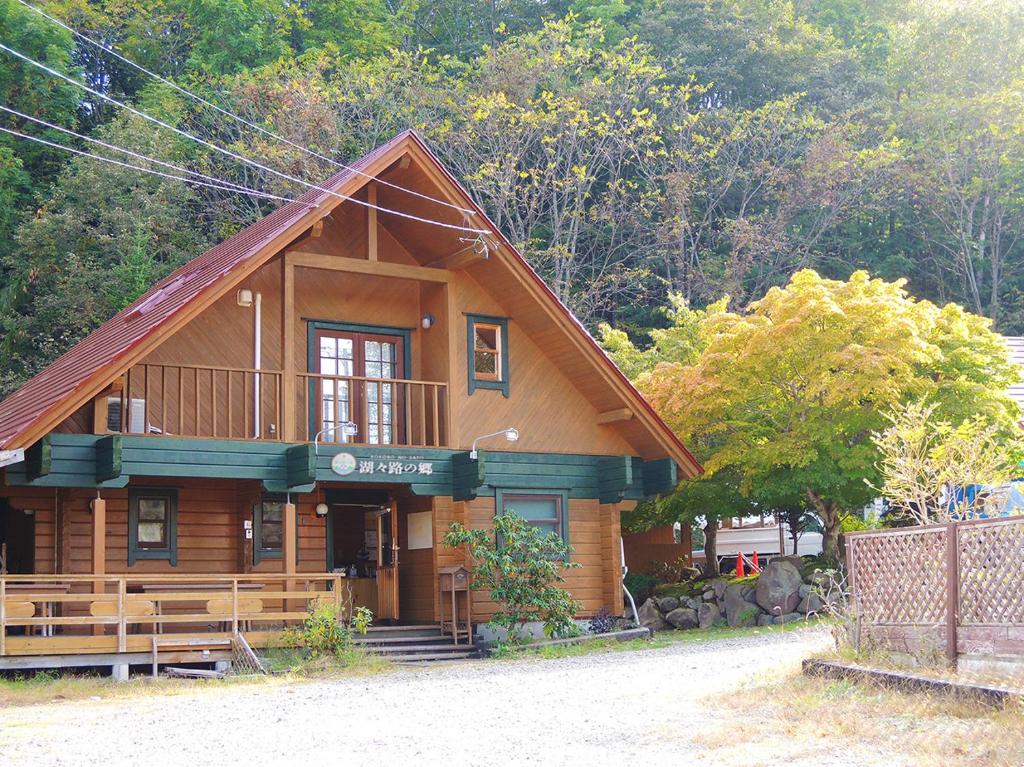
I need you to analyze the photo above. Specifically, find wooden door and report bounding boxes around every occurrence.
[314,329,405,445]
[375,500,400,622]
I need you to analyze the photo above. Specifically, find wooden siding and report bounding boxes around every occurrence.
[398,496,435,623]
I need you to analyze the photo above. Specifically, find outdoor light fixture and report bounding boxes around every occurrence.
[315,503,329,518]
[470,427,520,459]
[313,422,360,454]
[236,288,253,307]
[421,313,435,329]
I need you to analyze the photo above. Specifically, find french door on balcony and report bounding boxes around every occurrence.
[314,328,406,445]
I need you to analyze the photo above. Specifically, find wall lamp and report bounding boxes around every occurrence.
[421,313,435,330]
[470,427,519,459]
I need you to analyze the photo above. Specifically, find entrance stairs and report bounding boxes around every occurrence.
[352,625,478,663]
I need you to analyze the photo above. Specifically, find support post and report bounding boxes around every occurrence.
[1,577,6,657]
[281,255,296,441]
[283,501,297,616]
[945,521,960,665]
[91,496,106,636]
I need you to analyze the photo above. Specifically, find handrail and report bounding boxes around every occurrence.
[299,372,447,387]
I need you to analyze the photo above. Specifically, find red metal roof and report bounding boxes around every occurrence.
[0,130,701,475]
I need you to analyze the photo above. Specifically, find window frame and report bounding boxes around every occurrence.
[467,314,510,397]
[253,496,298,565]
[495,488,570,553]
[128,488,178,566]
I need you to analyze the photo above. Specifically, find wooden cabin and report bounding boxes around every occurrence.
[0,131,700,673]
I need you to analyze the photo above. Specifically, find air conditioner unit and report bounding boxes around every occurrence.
[106,397,146,433]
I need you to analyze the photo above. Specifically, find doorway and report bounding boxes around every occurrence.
[0,499,35,574]
[324,489,399,623]
[312,325,409,445]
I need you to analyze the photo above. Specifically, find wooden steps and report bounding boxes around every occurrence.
[353,624,477,663]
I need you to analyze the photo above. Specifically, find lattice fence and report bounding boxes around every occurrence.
[847,515,1024,662]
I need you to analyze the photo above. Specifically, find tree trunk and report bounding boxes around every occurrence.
[805,490,842,564]
[703,520,719,576]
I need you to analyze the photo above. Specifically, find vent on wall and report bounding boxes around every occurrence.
[106,397,146,434]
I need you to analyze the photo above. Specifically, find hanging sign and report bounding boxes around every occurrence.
[330,451,436,478]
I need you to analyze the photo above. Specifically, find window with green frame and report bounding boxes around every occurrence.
[496,488,569,549]
[467,314,509,397]
[128,488,177,566]
[254,496,297,564]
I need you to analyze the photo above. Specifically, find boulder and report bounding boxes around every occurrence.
[684,597,703,610]
[773,612,803,625]
[702,590,716,602]
[743,587,759,604]
[798,583,812,599]
[698,602,724,629]
[757,613,774,627]
[710,578,729,601]
[637,598,670,632]
[755,558,804,615]
[656,596,680,613]
[724,583,759,627]
[798,592,824,615]
[808,570,831,587]
[665,607,699,630]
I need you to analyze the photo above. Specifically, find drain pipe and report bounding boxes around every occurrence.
[253,292,262,439]
[621,537,640,625]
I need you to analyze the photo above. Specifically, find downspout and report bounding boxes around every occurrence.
[620,537,640,625]
[253,292,262,439]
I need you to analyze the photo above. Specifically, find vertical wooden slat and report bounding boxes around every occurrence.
[194,367,200,437]
[211,368,218,438]
[431,385,440,448]
[231,578,239,636]
[143,365,150,433]
[177,367,184,435]
[243,372,249,439]
[404,382,413,447]
[419,384,427,448]
[117,578,127,653]
[946,521,959,664]
[226,370,233,439]
[161,366,167,435]
[443,384,451,448]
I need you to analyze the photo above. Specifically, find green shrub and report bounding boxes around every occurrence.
[285,601,373,660]
[444,512,582,640]
[624,571,658,605]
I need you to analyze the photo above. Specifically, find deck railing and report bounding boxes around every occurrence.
[297,372,449,448]
[115,363,284,440]
[0,573,345,657]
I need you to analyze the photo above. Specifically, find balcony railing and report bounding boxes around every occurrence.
[296,372,449,448]
[108,363,449,447]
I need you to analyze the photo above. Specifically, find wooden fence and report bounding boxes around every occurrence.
[846,515,1024,663]
[0,573,345,660]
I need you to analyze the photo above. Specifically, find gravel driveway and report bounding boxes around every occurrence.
[0,627,886,766]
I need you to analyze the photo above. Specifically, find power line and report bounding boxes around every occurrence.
[14,0,477,216]
[0,42,490,234]
[0,124,307,205]
[1,104,292,200]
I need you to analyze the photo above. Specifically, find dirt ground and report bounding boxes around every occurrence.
[0,626,1019,766]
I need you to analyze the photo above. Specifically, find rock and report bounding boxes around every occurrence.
[710,578,729,601]
[798,584,812,599]
[656,596,680,613]
[808,570,831,587]
[724,583,759,627]
[665,607,699,630]
[798,592,824,614]
[613,617,637,631]
[743,587,759,603]
[698,602,724,629]
[684,597,702,610]
[702,590,716,602]
[773,612,802,625]
[757,613,774,627]
[637,598,669,632]
[755,559,804,615]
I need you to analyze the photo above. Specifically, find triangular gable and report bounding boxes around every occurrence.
[0,131,701,477]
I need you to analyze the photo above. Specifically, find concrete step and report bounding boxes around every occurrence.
[352,635,452,645]
[388,651,477,663]
[362,643,472,655]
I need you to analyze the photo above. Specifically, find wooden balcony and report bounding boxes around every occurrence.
[0,573,346,662]
[109,363,449,447]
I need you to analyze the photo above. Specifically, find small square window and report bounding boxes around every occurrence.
[129,488,177,565]
[467,315,509,397]
[254,497,297,564]
[137,498,168,548]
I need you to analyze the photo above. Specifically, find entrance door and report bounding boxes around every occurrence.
[314,328,406,445]
[375,500,400,622]
[0,500,35,574]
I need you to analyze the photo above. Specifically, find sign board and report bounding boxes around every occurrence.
[331,451,436,478]
[407,511,433,550]
[0,449,24,469]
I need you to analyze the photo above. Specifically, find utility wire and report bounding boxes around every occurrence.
[1,104,294,200]
[0,124,306,204]
[14,0,476,216]
[0,42,490,234]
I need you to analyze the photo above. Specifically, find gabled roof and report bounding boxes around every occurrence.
[0,131,701,476]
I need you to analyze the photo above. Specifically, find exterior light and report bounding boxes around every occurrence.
[313,421,360,454]
[421,313,435,329]
[315,503,329,518]
[470,427,521,459]
[236,288,254,307]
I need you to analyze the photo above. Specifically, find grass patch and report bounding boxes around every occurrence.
[698,668,1024,767]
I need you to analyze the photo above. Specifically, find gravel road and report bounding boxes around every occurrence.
[0,627,888,766]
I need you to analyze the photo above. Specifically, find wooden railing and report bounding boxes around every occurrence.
[115,363,284,440]
[297,373,449,448]
[0,573,346,657]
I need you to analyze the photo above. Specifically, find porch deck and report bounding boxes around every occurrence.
[0,573,345,666]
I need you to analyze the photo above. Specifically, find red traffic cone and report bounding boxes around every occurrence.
[752,551,760,572]
[736,553,745,577]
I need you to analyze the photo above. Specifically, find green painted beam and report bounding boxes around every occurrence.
[643,458,679,496]
[598,455,633,504]
[25,435,51,481]
[285,443,316,488]
[95,435,122,483]
[452,451,484,501]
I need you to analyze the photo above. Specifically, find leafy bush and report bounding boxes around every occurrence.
[588,606,616,635]
[624,572,657,605]
[444,512,582,640]
[285,601,373,660]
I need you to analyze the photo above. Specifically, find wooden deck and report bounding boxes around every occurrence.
[0,573,346,664]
